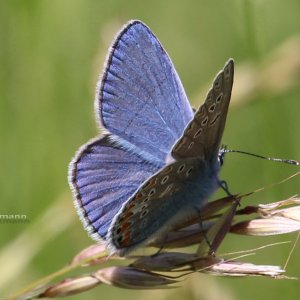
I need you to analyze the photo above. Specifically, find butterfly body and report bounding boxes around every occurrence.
[69,20,234,256]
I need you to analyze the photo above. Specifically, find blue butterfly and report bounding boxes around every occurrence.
[69,20,234,256]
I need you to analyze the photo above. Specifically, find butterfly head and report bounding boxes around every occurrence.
[218,145,227,167]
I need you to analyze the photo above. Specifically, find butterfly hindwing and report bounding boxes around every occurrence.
[98,20,194,162]
[171,59,234,162]
[69,134,162,240]
[108,157,218,254]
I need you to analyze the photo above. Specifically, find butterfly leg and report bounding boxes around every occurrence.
[151,234,169,257]
[192,206,213,254]
[218,179,240,205]
[199,214,213,254]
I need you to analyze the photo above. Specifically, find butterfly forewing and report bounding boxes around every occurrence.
[98,20,194,162]
[171,60,234,162]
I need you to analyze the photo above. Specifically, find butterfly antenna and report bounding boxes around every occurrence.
[224,149,300,166]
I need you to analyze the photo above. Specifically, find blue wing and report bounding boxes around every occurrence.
[97,20,194,162]
[69,134,162,240]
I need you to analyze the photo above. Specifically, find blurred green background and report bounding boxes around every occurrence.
[1,0,300,299]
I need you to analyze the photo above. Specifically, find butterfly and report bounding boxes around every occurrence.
[69,20,234,256]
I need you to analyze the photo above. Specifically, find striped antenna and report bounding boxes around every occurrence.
[223,148,300,166]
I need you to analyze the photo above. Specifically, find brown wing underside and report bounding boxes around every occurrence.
[171,59,234,162]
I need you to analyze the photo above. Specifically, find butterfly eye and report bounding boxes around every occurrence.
[116,227,122,234]
[218,149,226,166]
[219,155,224,166]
